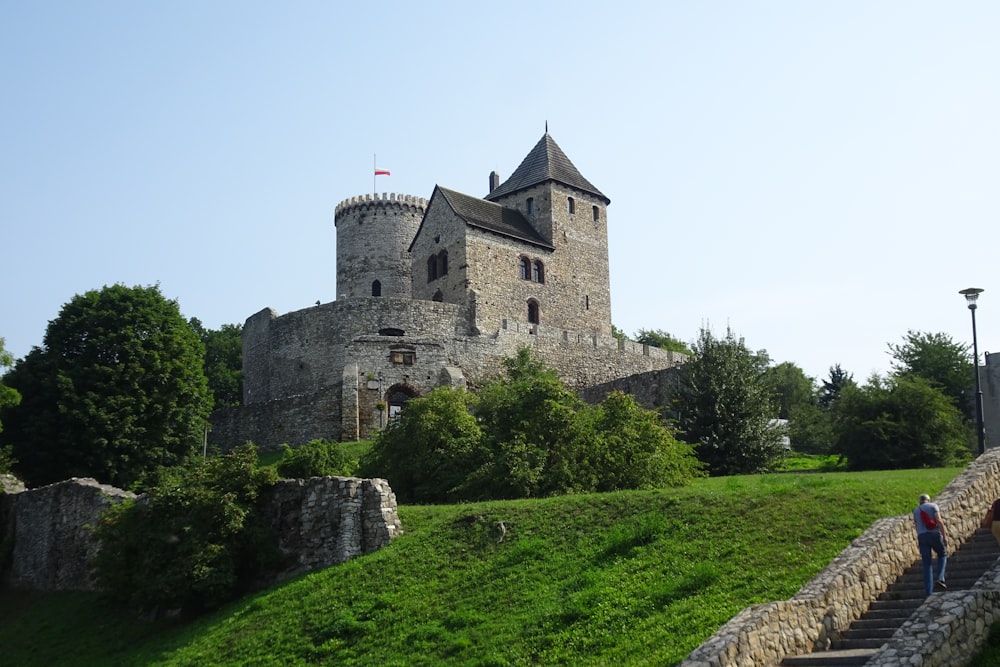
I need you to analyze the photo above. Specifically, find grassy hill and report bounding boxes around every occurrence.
[0,467,966,666]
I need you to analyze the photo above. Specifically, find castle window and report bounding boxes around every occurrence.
[527,299,540,325]
[567,197,575,214]
[519,256,530,280]
[432,289,444,302]
[390,351,415,365]
[526,197,534,215]
[532,260,544,284]
[427,255,438,282]
[437,250,448,277]
[372,280,382,297]
[585,295,590,310]
[592,205,599,222]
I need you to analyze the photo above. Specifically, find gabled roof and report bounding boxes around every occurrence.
[484,133,610,204]
[411,186,554,251]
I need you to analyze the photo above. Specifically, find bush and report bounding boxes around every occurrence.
[276,439,353,479]
[92,443,279,616]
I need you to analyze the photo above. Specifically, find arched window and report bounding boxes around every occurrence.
[532,260,544,284]
[427,255,438,282]
[432,289,444,302]
[372,280,382,297]
[438,250,448,276]
[567,197,575,214]
[519,256,531,280]
[527,299,540,325]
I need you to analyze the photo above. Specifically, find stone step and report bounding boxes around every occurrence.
[780,648,878,667]
[781,527,1000,666]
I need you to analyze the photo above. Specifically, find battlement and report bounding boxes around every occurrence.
[334,192,429,221]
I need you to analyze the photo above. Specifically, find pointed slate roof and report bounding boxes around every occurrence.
[484,133,610,204]
[417,186,553,251]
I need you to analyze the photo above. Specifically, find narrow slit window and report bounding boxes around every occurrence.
[427,256,438,282]
[592,205,599,222]
[526,197,534,215]
[568,197,575,214]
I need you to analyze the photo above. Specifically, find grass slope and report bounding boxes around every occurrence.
[0,468,961,666]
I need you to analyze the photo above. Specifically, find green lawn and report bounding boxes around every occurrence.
[0,467,968,666]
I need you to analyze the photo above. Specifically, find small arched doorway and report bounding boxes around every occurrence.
[385,384,418,421]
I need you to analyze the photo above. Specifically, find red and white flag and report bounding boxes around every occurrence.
[374,167,390,176]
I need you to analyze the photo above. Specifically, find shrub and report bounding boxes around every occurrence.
[92,443,279,616]
[276,439,352,479]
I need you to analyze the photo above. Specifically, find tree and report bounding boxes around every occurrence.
[762,362,815,420]
[634,329,692,355]
[762,362,835,454]
[888,330,972,415]
[360,348,702,502]
[673,327,785,475]
[818,364,854,409]
[191,319,243,407]
[831,374,972,470]
[0,284,211,488]
[359,386,482,503]
[0,338,21,473]
[92,443,279,615]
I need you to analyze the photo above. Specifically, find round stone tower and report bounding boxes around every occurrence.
[334,192,427,299]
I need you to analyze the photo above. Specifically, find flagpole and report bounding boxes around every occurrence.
[373,153,376,198]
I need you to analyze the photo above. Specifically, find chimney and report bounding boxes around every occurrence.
[489,171,500,193]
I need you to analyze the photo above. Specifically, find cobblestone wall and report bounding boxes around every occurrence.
[680,448,1000,667]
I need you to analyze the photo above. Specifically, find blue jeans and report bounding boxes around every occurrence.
[918,531,947,596]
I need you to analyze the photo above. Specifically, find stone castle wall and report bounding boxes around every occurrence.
[212,296,684,449]
[1,475,401,593]
[680,447,1000,667]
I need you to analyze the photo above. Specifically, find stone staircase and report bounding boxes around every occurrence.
[780,527,1000,666]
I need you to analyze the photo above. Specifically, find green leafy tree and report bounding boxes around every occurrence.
[0,284,211,488]
[673,327,785,475]
[359,386,482,503]
[832,374,972,470]
[361,349,702,502]
[467,348,587,499]
[0,338,21,473]
[634,329,692,355]
[763,362,815,420]
[888,330,973,415]
[92,443,279,615]
[276,439,353,479]
[580,390,704,490]
[818,364,854,409]
[190,319,243,408]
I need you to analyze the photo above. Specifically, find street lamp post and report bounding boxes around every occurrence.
[960,288,986,454]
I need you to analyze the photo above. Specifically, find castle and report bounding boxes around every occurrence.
[210,133,686,449]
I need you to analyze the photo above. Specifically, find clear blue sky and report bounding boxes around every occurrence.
[2,1,998,383]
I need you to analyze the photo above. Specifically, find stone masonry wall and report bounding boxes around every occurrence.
[259,476,402,585]
[680,447,1000,667]
[1,475,401,593]
[214,295,685,450]
[2,478,135,591]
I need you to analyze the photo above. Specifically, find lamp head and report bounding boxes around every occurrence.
[960,287,984,310]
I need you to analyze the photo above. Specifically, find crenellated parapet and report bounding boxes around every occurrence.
[334,192,429,222]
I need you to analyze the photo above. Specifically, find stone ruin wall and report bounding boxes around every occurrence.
[680,447,1000,667]
[0,475,401,593]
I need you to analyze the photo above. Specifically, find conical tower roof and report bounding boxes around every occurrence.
[485,133,609,204]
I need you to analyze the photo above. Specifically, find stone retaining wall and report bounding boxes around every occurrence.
[1,475,401,593]
[681,448,1000,667]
